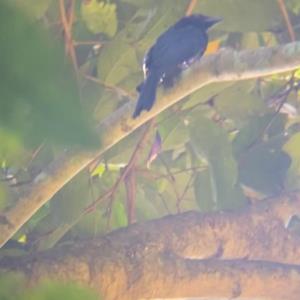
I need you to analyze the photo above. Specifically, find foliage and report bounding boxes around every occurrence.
[0,1,99,152]
[0,274,100,300]
[1,0,300,296]
[190,114,246,210]
[81,0,118,37]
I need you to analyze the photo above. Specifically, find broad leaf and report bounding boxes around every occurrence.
[97,41,139,85]
[81,0,118,37]
[284,133,300,189]
[189,115,246,210]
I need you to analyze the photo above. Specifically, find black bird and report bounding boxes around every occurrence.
[133,14,221,118]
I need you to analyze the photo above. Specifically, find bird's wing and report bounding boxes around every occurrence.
[148,25,208,70]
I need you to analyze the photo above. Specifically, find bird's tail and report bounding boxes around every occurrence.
[133,72,160,118]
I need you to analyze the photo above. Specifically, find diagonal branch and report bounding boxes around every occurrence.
[1,42,300,247]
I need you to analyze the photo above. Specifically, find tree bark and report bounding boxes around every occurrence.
[2,195,300,299]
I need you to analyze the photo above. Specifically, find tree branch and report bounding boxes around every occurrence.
[1,42,300,247]
[2,195,300,299]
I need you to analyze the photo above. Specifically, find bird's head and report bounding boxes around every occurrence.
[188,14,222,29]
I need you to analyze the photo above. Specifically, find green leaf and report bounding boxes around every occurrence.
[0,2,99,147]
[233,113,289,194]
[136,5,182,53]
[0,275,99,300]
[159,115,189,150]
[0,273,25,300]
[81,0,118,37]
[102,130,140,163]
[284,132,300,189]
[239,144,290,195]
[98,41,139,85]
[75,212,106,237]
[111,199,127,228]
[136,186,161,220]
[189,115,246,210]
[286,0,300,14]
[51,173,91,224]
[93,90,123,120]
[194,170,214,211]
[29,173,93,250]
[214,81,266,123]
[233,114,287,158]
[182,82,235,110]
[197,0,282,32]
[0,183,7,211]
[241,32,277,49]
[25,282,99,300]
[0,128,24,164]
[34,223,75,251]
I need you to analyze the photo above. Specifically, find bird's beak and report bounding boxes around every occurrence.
[204,16,222,28]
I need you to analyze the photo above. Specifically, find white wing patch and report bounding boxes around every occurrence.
[142,62,148,78]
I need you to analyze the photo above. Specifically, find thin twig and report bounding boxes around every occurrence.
[277,0,296,42]
[26,142,45,169]
[138,166,206,180]
[124,169,136,224]
[84,74,135,99]
[106,120,155,226]
[159,156,182,212]
[67,0,75,29]
[84,120,155,227]
[59,0,78,74]
[176,172,196,212]
[185,0,198,16]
